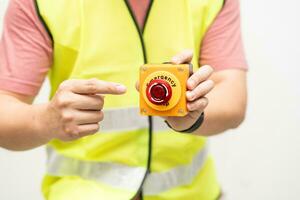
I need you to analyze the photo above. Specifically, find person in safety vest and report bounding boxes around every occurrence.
[0,0,247,199]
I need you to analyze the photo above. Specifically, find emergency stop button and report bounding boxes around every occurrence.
[146,79,172,105]
[140,69,184,114]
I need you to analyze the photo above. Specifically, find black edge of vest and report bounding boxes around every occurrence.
[124,0,153,63]
[123,0,154,200]
[200,0,226,45]
[33,0,53,44]
[222,0,227,10]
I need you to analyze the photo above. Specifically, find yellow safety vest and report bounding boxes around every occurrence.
[35,0,224,199]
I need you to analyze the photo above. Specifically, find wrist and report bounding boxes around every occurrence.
[166,112,205,133]
[31,103,54,142]
[165,118,195,132]
[165,112,199,131]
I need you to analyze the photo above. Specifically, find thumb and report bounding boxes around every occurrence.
[171,49,193,64]
[135,81,140,92]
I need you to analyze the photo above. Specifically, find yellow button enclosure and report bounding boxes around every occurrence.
[139,64,190,116]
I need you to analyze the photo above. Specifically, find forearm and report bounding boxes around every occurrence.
[194,70,247,136]
[0,95,49,151]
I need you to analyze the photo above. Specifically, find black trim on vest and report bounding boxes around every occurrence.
[221,0,227,12]
[124,0,154,63]
[123,1,154,200]
[33,0,53,43]
[141,1,154,33]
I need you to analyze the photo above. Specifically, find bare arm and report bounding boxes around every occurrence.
[0,91,47,150]
[0,79,127,151]
[194,69,247,136]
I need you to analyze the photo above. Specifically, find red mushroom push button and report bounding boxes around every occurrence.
[146,79,172,105]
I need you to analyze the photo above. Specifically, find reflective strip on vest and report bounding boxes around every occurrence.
[46,147,207,194]
[46,147,147,191]
[100,107,169,132]
[143,148,208,195]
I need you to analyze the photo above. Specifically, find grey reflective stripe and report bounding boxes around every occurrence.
[100,107,148,132]
[46,147,207,195]
[152,116,170,132]
[143,147,208,195]
[46,147,147,191]
[99,108,170,132]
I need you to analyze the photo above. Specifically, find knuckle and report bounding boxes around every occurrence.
[205,97,209,104]
[61,112,74,122]
[82,124,99,136]
[196,70,204,79]
[91,124,100,133]
[56,97,66,108]
[56,94,72,108]
[87,85,98,94]
[87,78,98,85]
[63,125,79,137]
[207,79,215,87]
[206,80,215,91]
[188,78,197,88]
[199,101,206,108]
[195,87,204,97]
[178,53,184,60]
[106,83,115,91]
[196,101,201,108]
[86,79,99,93]
[63,126,70,134]
[94,97,104,109]
[200,98,209,107]
[191,77,198,83]
[102,84,115,93]
[94,111,104,122]
[59,80,72,91]
[188,104,194,111]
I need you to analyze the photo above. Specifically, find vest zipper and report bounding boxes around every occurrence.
[123,1,154,199]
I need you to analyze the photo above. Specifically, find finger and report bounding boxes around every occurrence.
[171,49,193,64]
[74,110,104,125]
[61,79,127,95]
[187,97,209,112]
[71,94,104,110]
[77,123,100,137]
[135,81,140,92]
[186,80,214,101]
[187,65,214,90]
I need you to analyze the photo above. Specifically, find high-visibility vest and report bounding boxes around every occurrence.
[35,0,224,199]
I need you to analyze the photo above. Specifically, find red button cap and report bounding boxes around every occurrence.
[146,79,172,105]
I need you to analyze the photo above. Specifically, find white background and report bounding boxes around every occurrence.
[0,0,300,199]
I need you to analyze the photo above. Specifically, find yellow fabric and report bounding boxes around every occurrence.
[36,0,224,199]
[151,130,206,171]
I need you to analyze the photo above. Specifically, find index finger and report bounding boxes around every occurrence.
[70,79,127,95]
